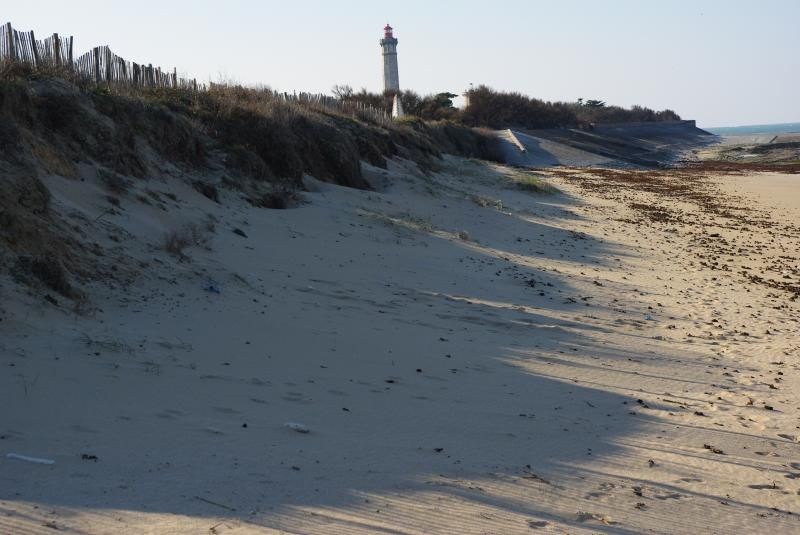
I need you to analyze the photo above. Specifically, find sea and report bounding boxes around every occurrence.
[705,122,800,136]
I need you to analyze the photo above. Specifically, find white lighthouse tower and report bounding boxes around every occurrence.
[380,24,400,93]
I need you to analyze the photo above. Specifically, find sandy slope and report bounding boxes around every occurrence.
[1,158,799,534]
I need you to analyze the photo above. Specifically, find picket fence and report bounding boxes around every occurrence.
[1,22,390,122]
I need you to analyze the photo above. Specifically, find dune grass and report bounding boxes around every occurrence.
[513,173,559,194]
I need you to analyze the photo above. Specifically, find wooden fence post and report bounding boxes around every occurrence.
[93,47,101,83]
[53,33,61,66]
[30,30,40,66]
[5,22,16,61]
[67,36,73,66]
[104,47,111,82]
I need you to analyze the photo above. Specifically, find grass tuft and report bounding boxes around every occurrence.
[163,222,214,261]
[98,168,131,195]
[512,175,558,194]
[14,255,79,299]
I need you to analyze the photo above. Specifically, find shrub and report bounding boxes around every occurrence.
[163,222,213,261]
[193,181,220,203]
[515,175,558,194]
[163,231,191,258]
[14,255,77,298]
[248,184,300,209]
[98,168,130,195]
[461,86,681,129]
[574,102,681,124]
[461,85,577,129]
[470,195,503,209]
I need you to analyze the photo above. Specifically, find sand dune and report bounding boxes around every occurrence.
[1,156,799,534]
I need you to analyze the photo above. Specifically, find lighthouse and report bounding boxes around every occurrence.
[380,24,400,92]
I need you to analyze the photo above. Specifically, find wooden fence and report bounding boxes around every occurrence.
[1,22,73,67]
[1,22,197,89]
[73,46,198,90]
[282,91,390,124]
[1,21,389,123]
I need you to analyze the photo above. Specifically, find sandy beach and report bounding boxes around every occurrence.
[2,155,800,534]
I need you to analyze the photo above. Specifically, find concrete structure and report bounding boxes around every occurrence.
[494,122,714,168]
[392,93,404,118]
[380,24,400,92]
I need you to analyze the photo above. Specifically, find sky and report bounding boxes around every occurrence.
[4,0,799,127]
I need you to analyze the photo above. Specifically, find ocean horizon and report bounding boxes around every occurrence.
[705,122,800,136]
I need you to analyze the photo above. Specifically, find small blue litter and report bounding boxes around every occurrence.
[645,314,654,321]
[204,282,221,294]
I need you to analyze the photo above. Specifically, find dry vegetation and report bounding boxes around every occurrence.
[686,160,800,174]
[12,255,79,299]
[706,142,800,166]
[338,85,682,129]
[513,173,559,194]
[1,62,503,192]
[162,221,215,262]
[544,166,800,300]
[0,63,507,303]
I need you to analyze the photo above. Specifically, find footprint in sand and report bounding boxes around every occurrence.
[156,409,184,419]
[748,483,782,491]
[654,492,685,501]
[213,407,240,415]
[283,392,314,404]
[70,424,98,434]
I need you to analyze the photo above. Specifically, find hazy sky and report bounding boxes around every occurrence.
[5,0,799,126]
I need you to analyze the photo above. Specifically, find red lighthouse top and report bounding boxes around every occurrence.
[384,24,394,38]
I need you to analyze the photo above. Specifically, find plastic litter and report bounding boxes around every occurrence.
[204,281,221,294]
[284,422,310,434]
[6,453,55,465]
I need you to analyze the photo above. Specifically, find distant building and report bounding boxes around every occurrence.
[380,24,400,93]
[463,83,474,110]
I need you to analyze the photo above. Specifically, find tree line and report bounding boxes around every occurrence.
[331,84,681,129]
